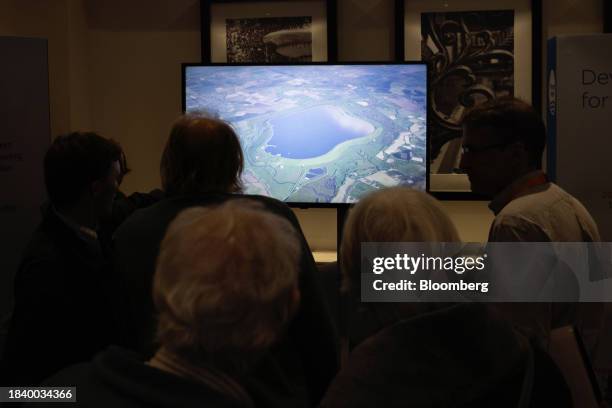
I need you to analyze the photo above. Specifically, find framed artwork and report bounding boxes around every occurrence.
[397,0,542,199]
[201,0,337,63]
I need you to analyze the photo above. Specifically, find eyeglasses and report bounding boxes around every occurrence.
[460,141,515,155]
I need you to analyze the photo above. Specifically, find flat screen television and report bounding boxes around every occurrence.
[183,63,428,206]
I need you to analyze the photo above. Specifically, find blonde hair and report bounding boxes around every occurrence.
[153,200,301,364]
[341,187,460,291]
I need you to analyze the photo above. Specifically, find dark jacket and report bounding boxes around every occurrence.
[2,209,116,385]
[112,193,338,406]
[321,303,572,408]
[29,346,254,408]
[98,189,164,246]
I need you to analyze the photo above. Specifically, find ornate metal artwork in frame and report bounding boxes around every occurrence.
[422,10,515,177]
[399,0,541,198]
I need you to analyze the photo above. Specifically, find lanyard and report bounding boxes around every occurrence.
[507,173,549,203]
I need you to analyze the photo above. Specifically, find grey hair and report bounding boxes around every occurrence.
[153,200,301,366]
[340,187,460,292]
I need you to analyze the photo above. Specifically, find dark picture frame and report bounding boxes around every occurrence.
[605,1,612,33]
[201,0,338,63]
[396,0,542,200]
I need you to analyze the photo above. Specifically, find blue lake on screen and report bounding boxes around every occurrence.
[185,64,427,203]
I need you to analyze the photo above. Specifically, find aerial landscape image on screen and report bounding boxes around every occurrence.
[185,64,427,203]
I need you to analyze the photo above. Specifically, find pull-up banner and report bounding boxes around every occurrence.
[547,34,612,241]
[0,37,50,350]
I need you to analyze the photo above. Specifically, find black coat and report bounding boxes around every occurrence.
[112,193,339,406]
[29,346,253,408]
[2,209,117,385]
[321,303,572,408]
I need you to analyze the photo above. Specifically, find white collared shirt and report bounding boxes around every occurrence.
[53,207,101,247]
[488,171,601,242]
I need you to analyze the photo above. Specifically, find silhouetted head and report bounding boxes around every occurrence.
[459,97,546,197]
[160,113,244,196]
[44,131,122,218]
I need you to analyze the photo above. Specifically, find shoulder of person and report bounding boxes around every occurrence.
[232,194,297,220]
[490,214,550,242]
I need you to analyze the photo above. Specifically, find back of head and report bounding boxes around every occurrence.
[341,187,459,291]
[160,113,244,196]
[44,132,121,210]
[462,97,546,169]
[153,200,301,368]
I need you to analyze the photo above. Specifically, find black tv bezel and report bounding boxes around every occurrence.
[181,61,430,209]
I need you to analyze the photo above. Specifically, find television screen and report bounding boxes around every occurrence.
[184,63,428,204]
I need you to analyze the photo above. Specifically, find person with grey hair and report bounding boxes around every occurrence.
[321,187,571,408]
[112,113,337,406]
[33,201,302,408]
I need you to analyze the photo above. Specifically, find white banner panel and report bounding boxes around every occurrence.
[0,37,50,353]
[547,34,612,241]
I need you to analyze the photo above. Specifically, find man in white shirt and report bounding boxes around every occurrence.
[459,98,603,351]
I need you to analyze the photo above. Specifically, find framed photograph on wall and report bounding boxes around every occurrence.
[201,0,337,63]
[397,0,541,198]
